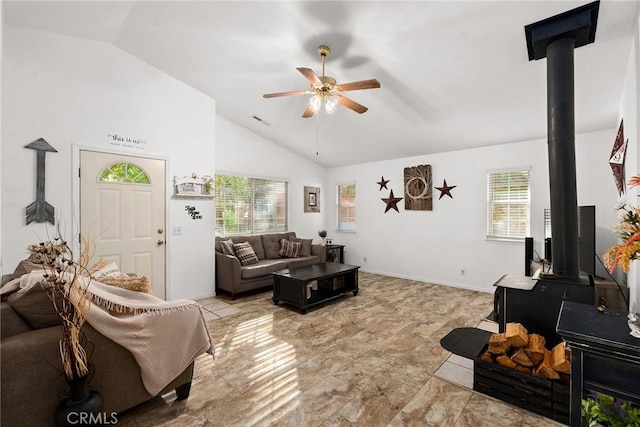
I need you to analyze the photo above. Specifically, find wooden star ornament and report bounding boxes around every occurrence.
[376,176,390,191]
[381,189,403,213]
[435,179,457,200]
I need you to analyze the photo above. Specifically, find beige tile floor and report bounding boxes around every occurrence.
[116,272,564,426]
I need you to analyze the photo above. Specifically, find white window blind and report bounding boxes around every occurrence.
[486,170,530,240]
[215,174,288,235]
[336,183,356,232]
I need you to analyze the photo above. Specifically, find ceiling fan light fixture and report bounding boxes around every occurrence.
[309,94,322,113]
[324,95,338,114]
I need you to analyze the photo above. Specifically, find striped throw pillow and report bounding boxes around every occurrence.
[278,239,301,258]
[232,242,259,266]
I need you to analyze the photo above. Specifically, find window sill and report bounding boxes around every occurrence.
[486,237,524,244]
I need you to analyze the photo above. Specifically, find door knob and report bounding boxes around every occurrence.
[157,240,165,246]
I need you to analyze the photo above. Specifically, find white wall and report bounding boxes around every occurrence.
[215,115,326,243]
[1,26,216,300]
[326,129,619,294]
[618,12,640,310]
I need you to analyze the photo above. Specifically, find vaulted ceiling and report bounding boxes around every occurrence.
[3,1,639,167]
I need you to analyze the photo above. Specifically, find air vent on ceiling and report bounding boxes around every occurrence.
[252,115,271,126]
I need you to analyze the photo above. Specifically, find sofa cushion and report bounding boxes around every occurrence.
[1,255,43,287]
[240,259,288,279]
[6,281,62,329]
[261,232,295,259]
[233,242,259,266]
[219,239,235,256]
[290,237,312,257]
[287,256,321,269]
[278,239,300,258]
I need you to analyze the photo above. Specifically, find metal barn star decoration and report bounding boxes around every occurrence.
[376,176,390,191]
[381,189,403,213]
[609,119,627,196]
[435,179,457,200]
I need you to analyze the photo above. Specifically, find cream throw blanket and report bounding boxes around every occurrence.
[2,271,214,396]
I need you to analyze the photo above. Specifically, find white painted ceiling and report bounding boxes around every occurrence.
[3,1,639,167]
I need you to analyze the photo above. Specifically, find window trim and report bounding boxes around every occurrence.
[486,168,531,242]
[336,181,357,233]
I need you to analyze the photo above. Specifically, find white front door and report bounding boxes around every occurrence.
[80,150,166,299]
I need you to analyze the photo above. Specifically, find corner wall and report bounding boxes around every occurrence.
[1,26,216,300]
[619,11,640,310]
[326,129,618,294]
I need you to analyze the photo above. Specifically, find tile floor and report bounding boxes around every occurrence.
[116,273,564,426]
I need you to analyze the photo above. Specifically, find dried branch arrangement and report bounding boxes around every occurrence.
[27,238,92,380]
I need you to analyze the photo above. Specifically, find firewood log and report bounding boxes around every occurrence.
[511,348,534,367]
[515,365,532,375]
[488,333,510,354]
[533,349,560,380]
[480,351,494,363]
[505,323,529,347]
[552,342,571,374]
[524,333,546,365]
[496,355,518,369]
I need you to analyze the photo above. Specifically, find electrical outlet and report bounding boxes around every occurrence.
[460,269,466,276]
[172,226,183,236]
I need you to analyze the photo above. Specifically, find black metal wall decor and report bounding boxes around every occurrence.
[381,189,403,213]
[25,138,57,225]
[185,205,202,220]
[376,176,389,191]
[435,179,457,199]
[609,119,627,197]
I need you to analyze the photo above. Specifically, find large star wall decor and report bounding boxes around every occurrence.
[376,176,390,191]
[381,189,403,213]
[609,119,627,196]
[435,179,457,200]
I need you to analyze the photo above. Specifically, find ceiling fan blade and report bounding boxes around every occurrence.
[337,79,380,92]
[302,105,315,118]
[263,90,308,99]
[338,96,368,114]
[297,67,322,86]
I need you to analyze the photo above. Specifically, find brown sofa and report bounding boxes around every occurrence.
[1,283,194,427]
[215,232,326,299]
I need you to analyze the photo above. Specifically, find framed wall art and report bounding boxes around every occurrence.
[304,186,320,213]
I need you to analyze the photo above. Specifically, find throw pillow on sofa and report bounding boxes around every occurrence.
[233,242,259,266]
[6,281,62,329]
[289,237,312,257]
[220,239,235,256]
[278,239,301,258]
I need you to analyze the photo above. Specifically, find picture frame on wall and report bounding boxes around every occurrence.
[304,186,320,213]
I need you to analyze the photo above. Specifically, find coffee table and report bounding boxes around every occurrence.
[272,263,359,314]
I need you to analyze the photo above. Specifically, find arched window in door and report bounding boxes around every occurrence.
[99,163,150,184]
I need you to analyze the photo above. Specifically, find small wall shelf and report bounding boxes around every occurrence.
[172,194,214,199]
[174,174,213,197]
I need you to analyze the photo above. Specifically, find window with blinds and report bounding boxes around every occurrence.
[215,174,288,235]
[486,169,530,241]
[336,183,356,232]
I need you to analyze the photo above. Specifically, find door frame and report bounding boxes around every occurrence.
[71,144,172,299]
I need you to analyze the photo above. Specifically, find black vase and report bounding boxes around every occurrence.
[54,371,103,427]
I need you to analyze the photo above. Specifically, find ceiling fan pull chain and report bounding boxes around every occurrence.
[316,113,320,156]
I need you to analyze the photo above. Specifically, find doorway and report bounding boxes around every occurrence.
[79,150,166,299]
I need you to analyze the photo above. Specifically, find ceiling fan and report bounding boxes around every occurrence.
[263,45,380,118]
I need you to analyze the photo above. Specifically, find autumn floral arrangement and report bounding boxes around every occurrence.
[27,237,92,382]
[603,175,640,274]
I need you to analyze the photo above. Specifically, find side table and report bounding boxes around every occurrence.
[325,244,345,263]
[556,301,640,426]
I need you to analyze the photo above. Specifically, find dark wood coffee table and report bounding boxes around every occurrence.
[272,263,359,314]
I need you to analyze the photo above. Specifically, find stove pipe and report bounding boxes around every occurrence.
[525,1,600,280]
[547,38,580,279]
